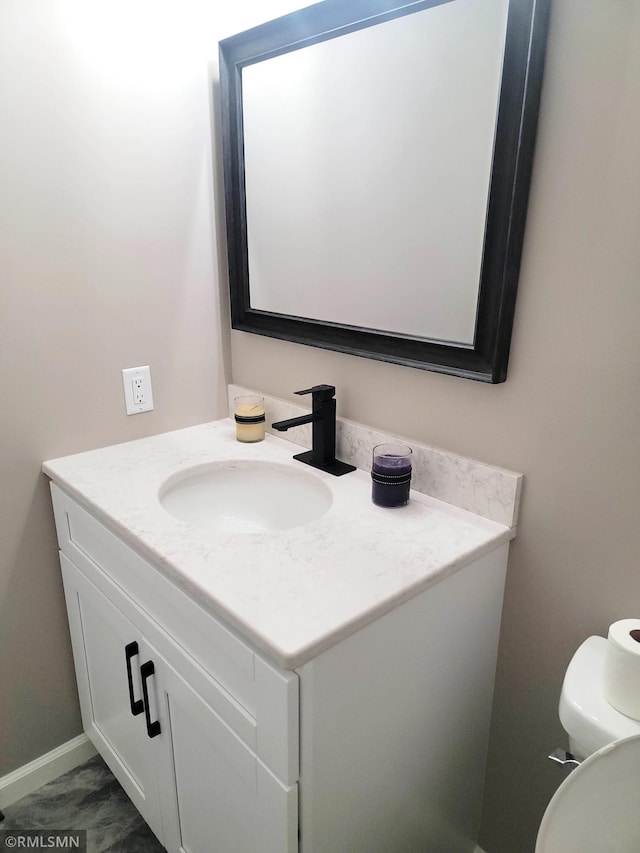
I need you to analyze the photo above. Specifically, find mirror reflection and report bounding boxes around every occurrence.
[243,0,508,345]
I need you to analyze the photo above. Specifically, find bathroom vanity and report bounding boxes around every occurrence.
[43,407,520,853]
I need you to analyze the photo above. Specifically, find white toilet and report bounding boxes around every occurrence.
[535,635,640,852]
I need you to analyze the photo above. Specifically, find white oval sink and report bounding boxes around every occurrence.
[159,460,333,534]
[536,734,640,852]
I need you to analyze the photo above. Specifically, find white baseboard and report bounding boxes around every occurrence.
[474,846,487,853]
[0,734,97,810]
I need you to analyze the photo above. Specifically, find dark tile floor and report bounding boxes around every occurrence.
[0,755,164,852]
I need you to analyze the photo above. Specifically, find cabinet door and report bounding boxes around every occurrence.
[150,652,298,853]
[62,552,297,853]
[60,554,164,842]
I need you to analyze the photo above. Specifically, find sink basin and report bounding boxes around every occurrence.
[159,460,333,533]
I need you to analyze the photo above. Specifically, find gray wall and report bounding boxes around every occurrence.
[0,0,230,775]
[230,2,640,851]
[1,1,639,852]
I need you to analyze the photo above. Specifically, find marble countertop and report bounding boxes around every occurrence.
[43,420,515,669]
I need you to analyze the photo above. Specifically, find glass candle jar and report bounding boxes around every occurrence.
[234,395,265,442]
[371,443,412,507]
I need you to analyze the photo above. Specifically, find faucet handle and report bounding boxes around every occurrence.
[294,384,335,401]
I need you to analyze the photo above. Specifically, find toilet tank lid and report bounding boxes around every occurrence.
[559,636,640,758]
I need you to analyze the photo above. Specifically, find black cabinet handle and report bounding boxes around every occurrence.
[125,642,144,716]
[140,660,161,738]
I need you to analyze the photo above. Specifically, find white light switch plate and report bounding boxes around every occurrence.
[122,366,154,415]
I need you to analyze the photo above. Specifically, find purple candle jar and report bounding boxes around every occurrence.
[371,443,412,507]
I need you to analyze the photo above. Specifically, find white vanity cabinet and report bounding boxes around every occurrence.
[49,472,511,853]
[51,485,298,853]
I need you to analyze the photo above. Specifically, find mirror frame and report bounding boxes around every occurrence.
[219,0,550,383]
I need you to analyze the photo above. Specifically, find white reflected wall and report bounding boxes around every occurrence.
[243,0,509,345]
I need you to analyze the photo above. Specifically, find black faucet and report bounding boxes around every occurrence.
[271,385,356,476]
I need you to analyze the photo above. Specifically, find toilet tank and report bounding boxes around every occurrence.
[559,636,640,759]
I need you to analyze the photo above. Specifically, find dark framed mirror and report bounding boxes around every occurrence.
[219,0,549,383]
